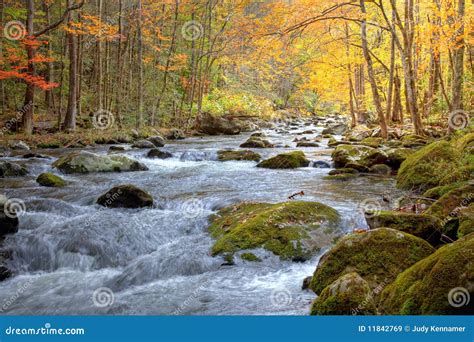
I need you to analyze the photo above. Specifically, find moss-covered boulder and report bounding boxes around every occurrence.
[344,162,370,173]
[240,253,262,262]
[257,151,310,169]
[147,149,172,159]
[217,150,261,162]
[360,137,383,148]
[397,141,460,191]
[359,150,389,168]
[380,233,474,315]
[209,201,342,261]
[386,148,413,169]
[458,204,474,238]
[401,134,429,148]
[423,182,468,200]
[309,228,435,295]
[324,173,358,181]
[296,142,319,148]
[425,183,474,220]
[240,137,274,148]
[36,173,66,187]
[0,161,28,178]
[365,211,443,245]
[328,168,358,175]
[331,144,374,168]
[369,164,392,175]
[310,272,377,315]
[53,151,148,174]
[132,139,155,149]
[97,184,153,209]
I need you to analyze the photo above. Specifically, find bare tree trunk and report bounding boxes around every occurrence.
[392,69,403,122]
[360,0,388,139]
[451,0,465,115]
[22,0,36,135]
[386,9,396,122]
[64,0,78,131]
[136,0,144,129]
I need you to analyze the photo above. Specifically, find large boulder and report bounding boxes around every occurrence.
[397,141,460,191]
[165,129,185,140]
[365,211,443,245]
[208,201,342,261]
[310,272,377,315]
[331,144,374,168]
[0,161,28,178]
[132,139,155,149]
[9,140,30,150]
[199,113,241,135]
[257,151,310,169]
[240,137,274,148]
[386,148,414,170]
[97,184,153,209]
[425,183,474,221]
[147,135,166,147]
[458,204,474,238]
[322,123,347,135]
[53,151,148,174]
[380,233,474,315]
[147,149,172,159]
[36,173,66,187]
[309,228,435,295]
[0,200,19,238]
[217,150,261,162]
[346,125,372,141]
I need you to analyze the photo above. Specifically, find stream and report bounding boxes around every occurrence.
[0,118,405,315]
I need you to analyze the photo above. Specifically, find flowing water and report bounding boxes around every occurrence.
[0,119,404,315]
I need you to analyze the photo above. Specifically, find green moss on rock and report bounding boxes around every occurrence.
[423,182,468,200]
[369,164,392,175]
[386,148,413,170]
[36,173,66,187]
[309,228,435,295]
[458,204,474,238]
[328,168,358,175]
[217,150,261,162]
[310,272,377,315]
[380,233,474,315]
[360,137,383,148]
[257,151,310,169]
[396,141,460,191]
[240,253,262,262]
[425,183,474,220]
[331,145,374,168]
[365,211,443,245]
[209,201,342,261]
[324,173,358,181]
[97,184,153,208]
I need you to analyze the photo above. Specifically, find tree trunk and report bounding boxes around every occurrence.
[360,0,388,139]
[451,0,465,114]
[64,0,78,131]
[22,0,36,135]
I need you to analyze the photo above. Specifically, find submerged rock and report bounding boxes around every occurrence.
[53,151,148,174]
[257,151,310,169]
[309,228,435,295]
[36,173,67,188]
[380,233,474,315]
[331,144,374,168]
[296,142,319,147]
[147,149,173,159]
[0,161,28,178]
[217,150,261,162]
[240,253,262,262]
[311,272,377,315]
[208,201,342,261]
[97,184,153,209]
[365,211,443,245]
[313,161,332,169]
